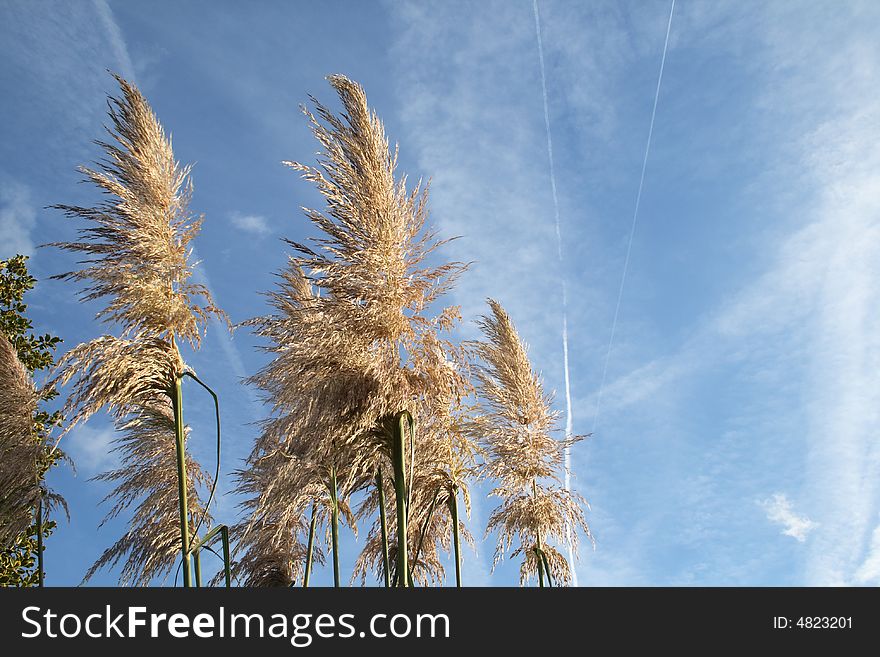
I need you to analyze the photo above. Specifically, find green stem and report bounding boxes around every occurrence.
[376,468,390,587]
[36,496,44,588]
[193,549,202,587]
[391,412,411,587]
[181,371,221,548]
[189,525,232,587]
[539,548,554,587]
[328,467,340,588]
[171,375,192,588]
[537,546,545,588]
[176,372,229,588]
[410,486,441,586]
[532,478,544,589]
[449,489,462,588]
[221,526,231,588]
[303,502,317,588]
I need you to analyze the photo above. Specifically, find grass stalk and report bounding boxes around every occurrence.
[391,411,411,587]
[303,502,317,588]
[376,467,390,587]
[181,371,221,545]
[410,486,441,586]
[193,549,202,587]
[36,495,44,588]
[220,526,231,588]
[533,478,544,588]
[448,489,462,588]
[539,548,554,587]
[171,375,192,588]
[179,372,227,589]
[536,545,545,588]
[189,525,232,587]
[328,466,340,588]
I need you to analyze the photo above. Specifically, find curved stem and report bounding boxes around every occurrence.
[376,468,390,587]
[410,486,442,586]
[171,375,192,588]
[181,371,221,548]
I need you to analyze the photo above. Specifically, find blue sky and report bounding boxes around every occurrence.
[2,0,879,586]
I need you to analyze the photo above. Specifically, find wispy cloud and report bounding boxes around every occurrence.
[388,0,565,584]
[388,0,686,586]
[0,1,136,173]
[854,524,880,585]
[5,0,877,587]
[230,212,272,237]
[587,1,880,585]
[389,0,880,586]
[760,493,818,543]
[0,180,36,256]
[93,0,135,81]
[65,425,118,475]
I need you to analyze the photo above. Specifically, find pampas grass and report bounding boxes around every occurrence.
[49,74,224,345]
[29,71,593,588]
[83,398,210,585]
[235,75,471,587]
[0,334,43,549]
[469,300,592,586]
[49,73,225,585]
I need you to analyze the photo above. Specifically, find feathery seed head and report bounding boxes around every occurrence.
[47,74,222,585]
[470,299,592,586]
[49,73,226,347]
[236,75,473,585]
[82,397,211,586]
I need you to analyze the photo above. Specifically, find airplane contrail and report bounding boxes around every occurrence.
[533,0,677,586]
[593,0,675,435]
[532,0,578,586]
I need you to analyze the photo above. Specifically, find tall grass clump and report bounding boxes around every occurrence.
[0,333,65,577]
[353,353,479,587]
[0,334,40,554]
[49,73,226,586]
[0,255,66,586]
[234,75,471,587]
[469,300,591,586]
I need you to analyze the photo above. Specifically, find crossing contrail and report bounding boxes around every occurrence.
[532,0,578,586]
[533,0,676,585]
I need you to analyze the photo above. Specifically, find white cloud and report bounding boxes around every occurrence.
[0,0,142,171]
[0,180,36,257]
[93,0,136,82]
[575,1,880,585]
[230,213,272,237]
[65,425,118,475]
[388,1,577,585]
[760,493,818,543]
[854,524,880,585]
